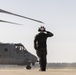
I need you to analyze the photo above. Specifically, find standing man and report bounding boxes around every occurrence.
[34,26,54,71]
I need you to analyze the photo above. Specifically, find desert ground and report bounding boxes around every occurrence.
[0,67,76,75]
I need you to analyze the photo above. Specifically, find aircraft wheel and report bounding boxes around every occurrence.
[26,65,31,69]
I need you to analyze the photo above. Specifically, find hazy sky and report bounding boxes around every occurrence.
[0,0,76,63]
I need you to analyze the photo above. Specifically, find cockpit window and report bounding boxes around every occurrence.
[15,44,27,51]
[15,46,25,50]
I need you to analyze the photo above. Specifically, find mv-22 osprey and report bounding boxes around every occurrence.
[0,9,44,69]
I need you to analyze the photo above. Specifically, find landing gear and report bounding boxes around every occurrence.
[26,65,31,69]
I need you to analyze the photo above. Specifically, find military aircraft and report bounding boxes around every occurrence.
[0,9,44,69]
[0,42,38,69]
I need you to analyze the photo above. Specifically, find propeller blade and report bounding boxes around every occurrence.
[0,9,44,24]
[0,20,22,25]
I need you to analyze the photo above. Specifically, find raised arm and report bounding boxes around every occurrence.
[45,31,54,37]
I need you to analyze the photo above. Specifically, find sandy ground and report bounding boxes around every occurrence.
[0,68,76,75]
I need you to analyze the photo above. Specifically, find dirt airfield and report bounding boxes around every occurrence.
[0,68,76,75]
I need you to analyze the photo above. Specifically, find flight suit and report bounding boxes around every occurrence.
[34,31,53,71]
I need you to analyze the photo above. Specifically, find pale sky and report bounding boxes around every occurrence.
[0,0,76,63]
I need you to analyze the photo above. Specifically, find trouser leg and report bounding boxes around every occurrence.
[36,51,42,70]
[36,50,47,71]
[41,53,47,71]
[40,53,47,71]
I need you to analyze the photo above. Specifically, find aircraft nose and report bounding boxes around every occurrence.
[29,54,38,62]
[32,55,38,62]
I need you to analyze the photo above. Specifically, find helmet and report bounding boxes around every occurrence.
[38,26,46,32]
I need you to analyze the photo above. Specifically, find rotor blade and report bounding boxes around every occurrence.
[0,9,44,24]
[0,20,22,25]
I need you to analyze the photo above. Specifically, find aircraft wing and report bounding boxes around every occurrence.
[0,20,22,25]
[0,9,44,24]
